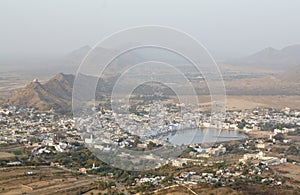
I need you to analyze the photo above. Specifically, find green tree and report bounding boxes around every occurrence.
[286,145,298,155]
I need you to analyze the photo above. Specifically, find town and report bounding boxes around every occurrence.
[1,104,300,194]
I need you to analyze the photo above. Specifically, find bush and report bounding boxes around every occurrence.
[12,150,22,155]
[286,145,299,155]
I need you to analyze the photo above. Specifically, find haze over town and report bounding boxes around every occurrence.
[1,1,300,194]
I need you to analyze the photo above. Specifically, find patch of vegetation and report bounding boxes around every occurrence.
[11,150,22,155]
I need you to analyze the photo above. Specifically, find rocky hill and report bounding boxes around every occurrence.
[7,73,74,113]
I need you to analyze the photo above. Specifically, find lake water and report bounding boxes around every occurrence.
[164,128,245,145]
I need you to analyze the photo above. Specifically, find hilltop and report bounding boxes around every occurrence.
[6,73,74,113]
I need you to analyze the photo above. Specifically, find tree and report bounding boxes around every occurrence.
[86,159,94,168]
[273,133,284,142]
[237,121,246,129]
[286,145,299,155]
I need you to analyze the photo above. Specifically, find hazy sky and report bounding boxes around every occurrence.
[0,0,300,59]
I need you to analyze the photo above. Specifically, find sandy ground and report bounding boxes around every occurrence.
[194,95,300,111]
[0,152,15,159]
[273,163,300,181]
[226,96,300,110]
[0,166,95,195]
[246,130,273,139]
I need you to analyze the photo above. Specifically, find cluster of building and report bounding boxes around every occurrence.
[76,104,300,160]
[239,151,287,166]
[1,105,299,189]
[1,104,299,159]
[0,106,81,155]
[79,102,202,149]
[174,161,284,186]
[220,107,300,132]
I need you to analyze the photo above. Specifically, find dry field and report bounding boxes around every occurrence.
[177,95,300,111]
[247,130,273,139]
[0,152,15,159]
[226,95,300,110]
[0,166,96,195]
[272,163,300,181]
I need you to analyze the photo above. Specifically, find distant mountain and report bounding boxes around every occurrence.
[66,45,92,61]
[7,73,74,113]
[56,46,142,77]
[228,44,300,71]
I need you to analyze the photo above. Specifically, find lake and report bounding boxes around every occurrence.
[164,128,245,145]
